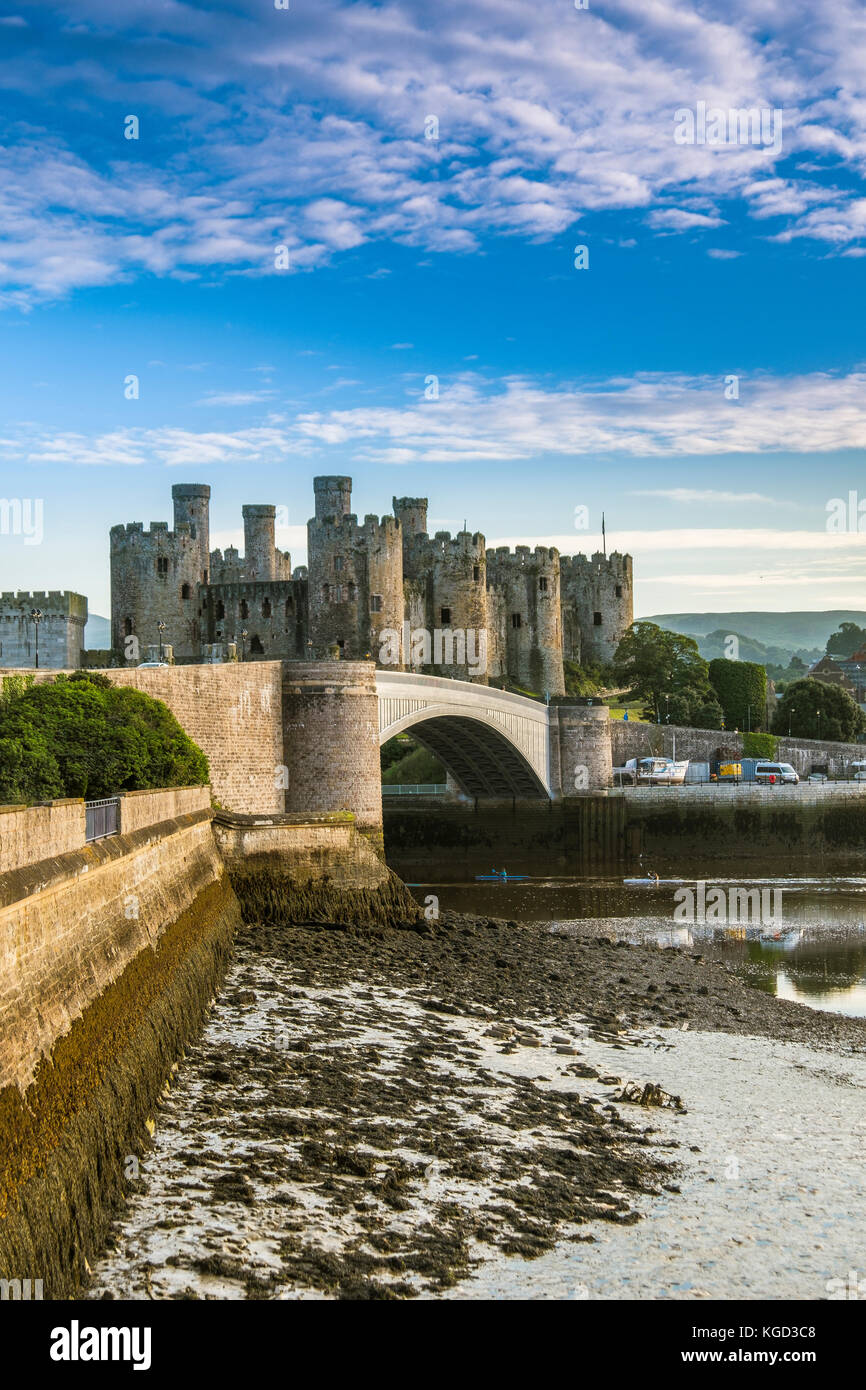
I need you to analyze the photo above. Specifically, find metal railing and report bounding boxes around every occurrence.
[381,783,448,796]
[85,797,119,841]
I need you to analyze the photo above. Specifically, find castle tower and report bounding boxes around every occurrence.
[0,590,87,669]
[307,478,405,664]
[242,505,277,581]
[314,476,352,522]
[487,546,565,696]
[171,484,211,583]
[561,552,633,666]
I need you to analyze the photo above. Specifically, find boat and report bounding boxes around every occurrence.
[623,876,673,886]
[474,873,529,882]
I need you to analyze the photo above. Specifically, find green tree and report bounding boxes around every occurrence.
[614,622,721,728]
[708,658,768,731]
[826,622,866,658]
[771,678,866,743]
[0,672,208,802]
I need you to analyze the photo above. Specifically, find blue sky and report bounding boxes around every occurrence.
[0,0,864,620]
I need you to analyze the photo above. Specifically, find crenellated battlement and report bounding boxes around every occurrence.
[489,544,560,571]
[1,589,87,616]
[110,522,195,546]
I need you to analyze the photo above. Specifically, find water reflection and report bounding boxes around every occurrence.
[397,859,866,1018]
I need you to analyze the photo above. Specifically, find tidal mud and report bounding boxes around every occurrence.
[86,912,866,1300]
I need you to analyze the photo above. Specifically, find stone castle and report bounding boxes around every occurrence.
[107,477,633,692]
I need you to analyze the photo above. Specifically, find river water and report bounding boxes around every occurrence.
[395,859,866,1018]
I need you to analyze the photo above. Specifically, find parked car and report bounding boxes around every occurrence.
[806,772,828,784]
[852,761,866,782]
[753,762,799,785]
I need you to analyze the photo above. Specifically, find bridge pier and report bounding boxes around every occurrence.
[282,661,384,847]
[552,702,613,795]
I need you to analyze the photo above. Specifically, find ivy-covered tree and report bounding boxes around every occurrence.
[0,671,209,803]
[771,677,866,743]
[708,658,768,731]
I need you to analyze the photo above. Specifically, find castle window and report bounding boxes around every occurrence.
[181,583,191,600]
[322,585,329,602]
[215,601,225,621]
[334,585,344,603]
[262,598,272,618]
[123,617,133,637]
[286,596,294,614]
[539,576,548,593]
[511,613,522,629]
[473,565,480,582]
[250,635,264,654]
[370,594,382,613]
[615,584,622,598]
[156,556,168,576]
[440,607,451,625]
[337,639,345,650]
[240,600,249,619]
[593,611,602,626]
[334,555,344,572]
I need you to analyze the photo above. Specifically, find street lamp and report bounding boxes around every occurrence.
[157,620,166,664]
[29,608,43,668]
[240,629,248,662]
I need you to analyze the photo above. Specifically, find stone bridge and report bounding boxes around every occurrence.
[376,671,554,797]
[2,661,612,841]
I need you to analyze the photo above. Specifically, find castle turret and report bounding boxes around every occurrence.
[392,497,428,577]
[242,504,277,581]
[172,484,211,583]
[314,476,352,522]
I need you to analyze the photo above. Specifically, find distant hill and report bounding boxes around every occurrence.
[644,611,866,655]
[84,613,111,649]
[694,629,820,667]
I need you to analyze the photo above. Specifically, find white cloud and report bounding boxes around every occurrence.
[7,367,866,466]
[632,488,777,504]
[2,0,866,302]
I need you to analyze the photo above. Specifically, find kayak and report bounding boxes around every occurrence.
[624,877,669,886]
[474,874,529,882]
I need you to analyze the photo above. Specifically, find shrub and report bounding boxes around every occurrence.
[0,672,208,803]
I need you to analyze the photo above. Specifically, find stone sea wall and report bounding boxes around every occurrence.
[214,808,422,929]
[0,788,242,1296]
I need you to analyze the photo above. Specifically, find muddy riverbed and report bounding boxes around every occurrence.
[86,912,866,1300]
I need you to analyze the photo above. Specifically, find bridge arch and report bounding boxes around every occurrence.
[376,671,552,798]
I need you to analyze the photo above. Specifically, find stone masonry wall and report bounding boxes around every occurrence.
[0,800,86,874]
[212,811,391,890]
[104,663,285,814]
[0,806,226,1094]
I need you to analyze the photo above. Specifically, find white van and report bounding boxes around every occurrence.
[754,762,799,785]
[852,761,866,782]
